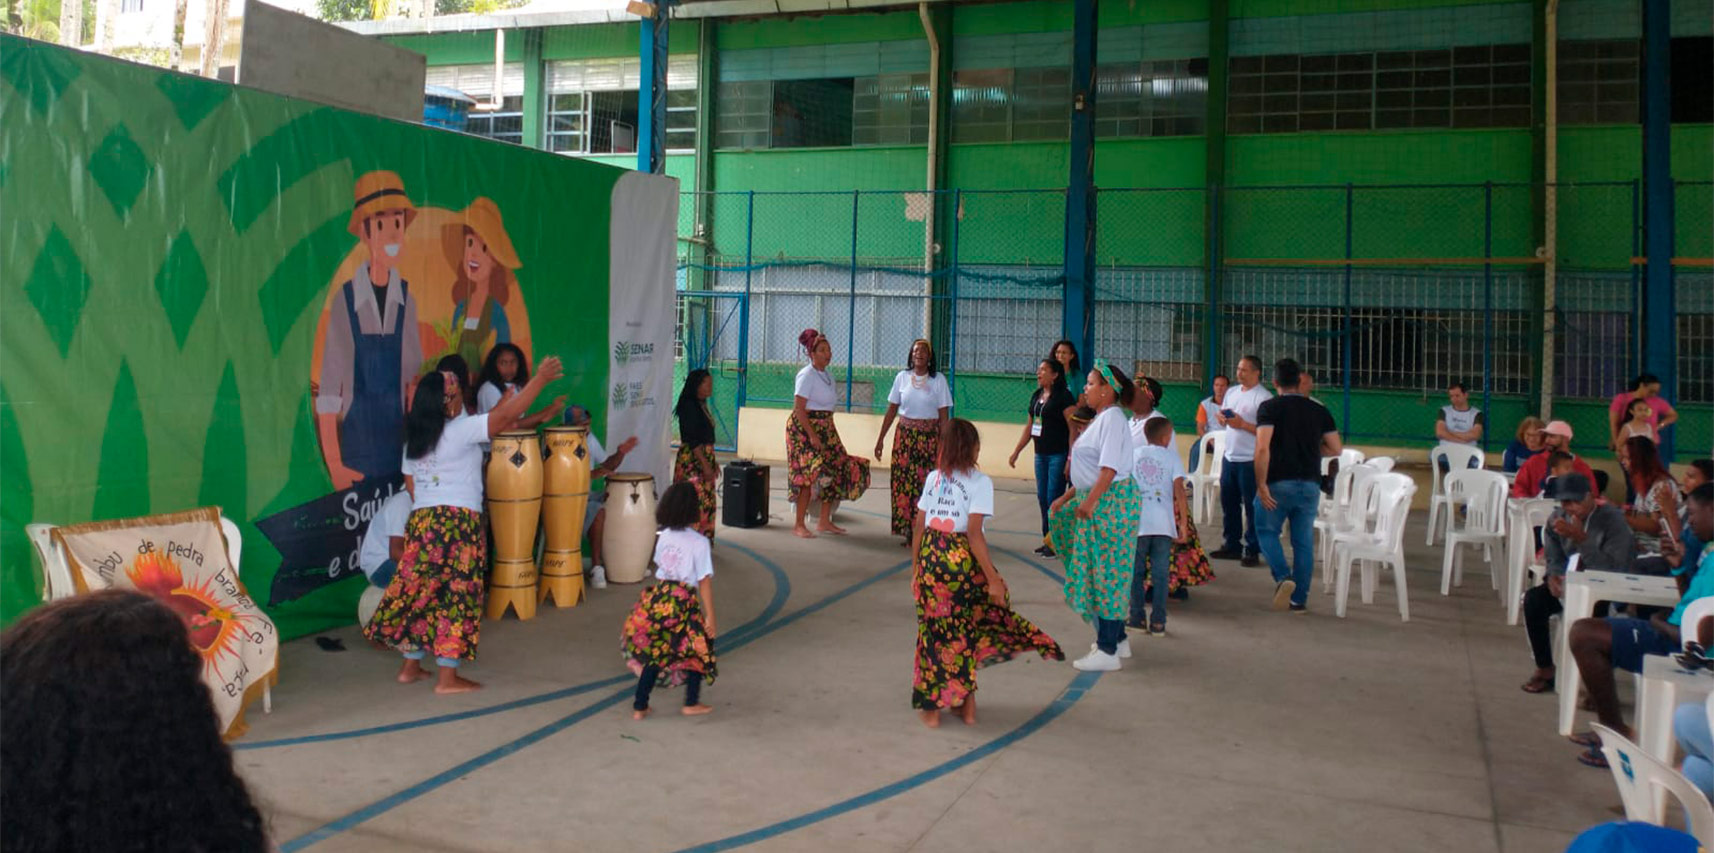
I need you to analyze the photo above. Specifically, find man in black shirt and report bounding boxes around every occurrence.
[1254,359,1342,611]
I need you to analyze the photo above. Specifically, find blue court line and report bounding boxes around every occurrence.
[278,557,912,851]
[670,670,1104,853]
[993,545,1065,585]
[240,542,791,751]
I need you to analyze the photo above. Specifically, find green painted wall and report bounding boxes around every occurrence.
[383,30,524,63]
[715,11,924,50]
[1230,0,1523,17]
[541,21,699,59]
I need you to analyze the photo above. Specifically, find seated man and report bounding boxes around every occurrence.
[359,490,411,589]
[1519,473,1638,694]
[1512,421,1598,499]
[1434,381,1484,472]
[1568,482,1714,767]
[564,405,638,587]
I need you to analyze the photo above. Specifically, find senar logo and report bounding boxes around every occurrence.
[611,341,655,366]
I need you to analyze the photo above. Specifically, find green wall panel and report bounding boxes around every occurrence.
[1230,0,1523,18]
[716,11,925,49]
[383,30,524,64]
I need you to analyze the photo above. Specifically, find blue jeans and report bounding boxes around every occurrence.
[1129,535,1173,627]
[1677,702,1714,799]
[1095,618,1127,655]
[1034,453,1067,536]
[402,650,460,668]
[1220,459,1259,556]
[367,558,397,589]
[1254,479,1321,607]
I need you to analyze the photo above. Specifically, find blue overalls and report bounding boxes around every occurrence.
[341,277,409,481]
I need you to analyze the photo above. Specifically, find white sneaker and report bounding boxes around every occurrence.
[1072,648,1122,672]
[1089,639,1132,659]
[591,565,608,589]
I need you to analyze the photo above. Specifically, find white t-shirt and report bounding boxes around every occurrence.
[1221,383,1273,462]
[1133,444,1186,537]
[887,371,953,420]
[402,413,492,512]
[1129,412,1177,458]
[1439,405,1484,444]
[1200,397,1226,432]
[476,381,514,414]
[916,468,995,534]
[652,527,714,585]
[359,491,413,581]
[794,365,838,412]
[1069,407,1134,490]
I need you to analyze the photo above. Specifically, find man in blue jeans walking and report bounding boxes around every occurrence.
[1253,359,1342,611]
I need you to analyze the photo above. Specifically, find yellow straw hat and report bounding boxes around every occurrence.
[347,170,417,236]
[442,197,522,273]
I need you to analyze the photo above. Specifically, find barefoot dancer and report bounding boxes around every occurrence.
[788,328,870,538]
[622,483,718,719]
[364,357,563,694]
[912,419,1064,728]
[876,339,953,547]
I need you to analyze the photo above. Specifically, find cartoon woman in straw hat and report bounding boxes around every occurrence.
[317,170,424,491]
[444,198,521,379]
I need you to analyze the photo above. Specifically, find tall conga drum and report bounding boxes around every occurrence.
[539,425,591,607]
[485,430,542,620]
[603,473,657,584]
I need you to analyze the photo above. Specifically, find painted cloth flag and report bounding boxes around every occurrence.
[52,507,278,738]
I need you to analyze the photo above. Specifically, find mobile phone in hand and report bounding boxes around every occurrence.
[1658,513,1678,547]
[1221,409,1236,419]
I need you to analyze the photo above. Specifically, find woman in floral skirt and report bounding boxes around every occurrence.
[622,482,718,719]
[876,339,953,546]
[1050,359,1142,672]
[788,328,870,538]
[911,419,1064,728]
[365,356,563,694]
[674,368,719,540]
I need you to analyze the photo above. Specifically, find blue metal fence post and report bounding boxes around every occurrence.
[1063,0,1099,364]
[1642,0,1676,460]
[736,191,754,408]
[848,189,860,412]
[1631,179,1643,382]
[1342,184,1354,438]
[948,189,963,403]
[636,0,673,174]
[1483,182,1494,452]
[1205,186,1222,384]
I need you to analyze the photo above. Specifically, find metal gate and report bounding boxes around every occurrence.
[674,290,747,451]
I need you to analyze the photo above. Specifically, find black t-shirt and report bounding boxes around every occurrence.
[1255,394,1338,483]
[1030,385,1076,456]
[676,397,716,448]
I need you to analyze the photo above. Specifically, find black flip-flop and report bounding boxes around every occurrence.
[1576,747,1610,769]
[1568,731,1602,748]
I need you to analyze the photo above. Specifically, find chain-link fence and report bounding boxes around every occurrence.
[672,181,1711,457]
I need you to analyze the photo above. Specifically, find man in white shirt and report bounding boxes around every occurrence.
[1434,381,1484,472]
[565,405,639,587]
[1211,356,1272,567]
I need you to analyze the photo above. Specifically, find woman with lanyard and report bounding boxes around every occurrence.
[1049,359,1142,672]
[788,328,870,539]
[910,419,1064,728]
[1009,357,1075,557]
[674,369,720,540]
[364,356,563,694]
[875,339,953,546]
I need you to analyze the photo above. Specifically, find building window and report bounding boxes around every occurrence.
[715,80,772,149]
[543,56,698,155]
[425,63,526,145]
[1673,37,1713,123]
[950,69,1013,143]
[1012,66,1070,140]
[1228,44,1529,133]
[1559,39,1640,124]
[853,73,929,145]
[1096,59,1209,138]
[120,0,143,12]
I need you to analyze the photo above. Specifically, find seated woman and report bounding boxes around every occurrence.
[1504,416,1546,473]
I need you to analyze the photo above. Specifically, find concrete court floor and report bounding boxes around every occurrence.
[237,468,1636,853]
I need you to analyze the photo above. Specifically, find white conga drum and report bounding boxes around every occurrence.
[603,473,656,584]
[357,586,385,627]
[485,430,543,620]
[539,425,591,607]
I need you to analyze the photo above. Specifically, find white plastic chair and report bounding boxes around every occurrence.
[1366,456,1396,472]
[1188,430,1227,526]
[27,515,266,714]
[1591,723,1714,845]
[1683,599,1714,651]
[1332,472,1418,621]
[1426,442,1487,545]
[1504,498,1560,625]
[1321,446,1366,477]
[1319,464,1387,590]
[1438,469,1511,596]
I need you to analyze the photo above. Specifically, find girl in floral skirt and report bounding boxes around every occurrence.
[622,482,718,719]
[875,339,953,546]
[787,327,871,538]
[911,419,1064,728]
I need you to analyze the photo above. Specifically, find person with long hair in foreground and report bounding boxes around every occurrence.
[1,590,270,852]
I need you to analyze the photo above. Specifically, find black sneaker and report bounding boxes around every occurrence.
[1240,554,1260,568]
[1124,618,1147,630]
[1033,545,1050,556]
[1209,548,1241,560]
[1271,580,1296,611]
[1289,603,1307,614]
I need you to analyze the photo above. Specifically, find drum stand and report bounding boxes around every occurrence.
[538,547,585,607]
[486,559,538,621]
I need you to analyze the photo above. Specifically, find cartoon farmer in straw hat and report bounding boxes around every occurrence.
[444,197,522,374]
[317,170,424,491]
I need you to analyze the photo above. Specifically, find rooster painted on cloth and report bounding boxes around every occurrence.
[125,552,243,669]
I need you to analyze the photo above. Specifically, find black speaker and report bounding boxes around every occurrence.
[722,461,769,528]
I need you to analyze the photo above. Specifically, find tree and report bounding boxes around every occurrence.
[314,0,368,22]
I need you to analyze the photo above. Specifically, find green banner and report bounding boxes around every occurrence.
[1,35,626,638]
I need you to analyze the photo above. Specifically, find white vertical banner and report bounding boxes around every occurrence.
[607,171,679,487]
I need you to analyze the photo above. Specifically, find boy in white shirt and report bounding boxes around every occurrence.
[359,491,412,589]
[1128,416,1189,635]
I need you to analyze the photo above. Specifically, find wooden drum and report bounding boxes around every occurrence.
[485,430,542,620]
[539,425,591,608]
[603,473,656,584]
